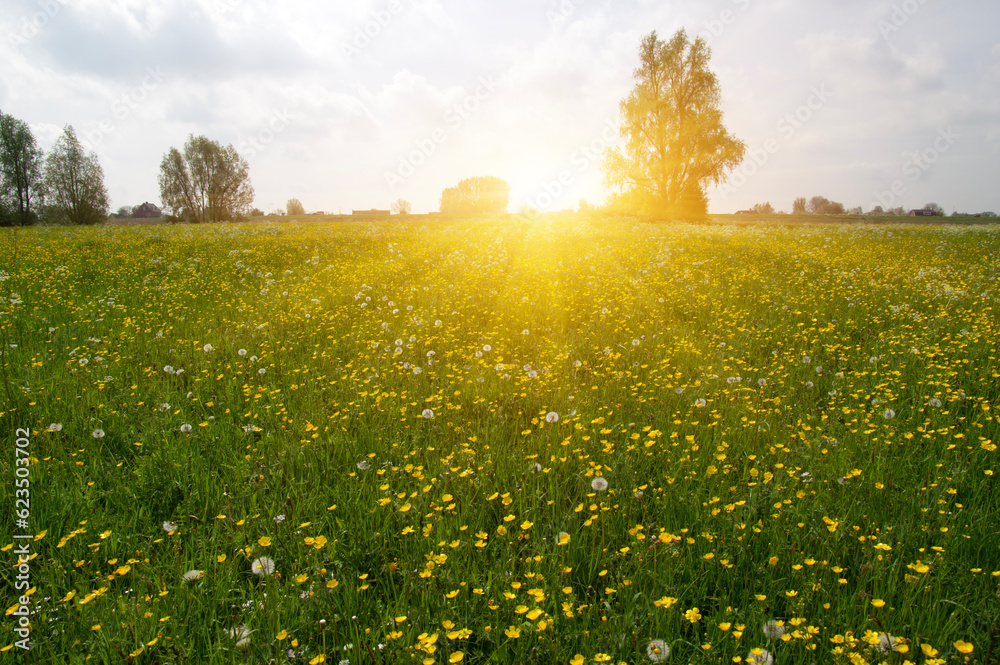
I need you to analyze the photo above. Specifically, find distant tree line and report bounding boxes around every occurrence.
[440,176,510,214]
[0,110,111,226]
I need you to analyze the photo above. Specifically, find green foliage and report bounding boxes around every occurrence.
[807,196,846,215]
[158,135,254,223]
[42,126,110,225]
[602,30,746,221]
[0,110,44,227]
[440,176,510,213]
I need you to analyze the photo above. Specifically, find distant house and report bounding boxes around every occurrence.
[909,209,935,217]
[735,210,754,215]
[133,202,162,218]
[352,208,390,217]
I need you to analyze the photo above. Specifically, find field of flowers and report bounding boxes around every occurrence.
[1,217,998,664]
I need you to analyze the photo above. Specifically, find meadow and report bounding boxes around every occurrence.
[1,217,998,664]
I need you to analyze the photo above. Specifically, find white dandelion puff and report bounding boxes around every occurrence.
[591,476,609,492]
[762,620,785,641]
[182,570,204,584]
[251,556,276,577]
[877,634,899,653]
[646,639,669,662]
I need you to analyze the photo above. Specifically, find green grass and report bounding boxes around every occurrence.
[1,217,998,664]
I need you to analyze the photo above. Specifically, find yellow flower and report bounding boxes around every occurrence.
[326,579,339,589]
[449,653,465,663]
[276,630,288,641]
[871,599,885,608]
[309,656,326,665]
[920,644,938,657]
[954,641,974,654]
[217,554,226,563]
[570,656,585,665]
[504,626,521,639]
[685,607,702,623]
[258,536,272,547]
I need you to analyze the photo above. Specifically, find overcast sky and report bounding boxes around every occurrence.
[2,0,998,215]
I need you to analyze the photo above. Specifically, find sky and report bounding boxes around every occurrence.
[2,0,999,215]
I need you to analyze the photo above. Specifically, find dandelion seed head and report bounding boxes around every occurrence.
[878,634,898,653]
[182,570,204,583]
[762,620,785,641]
[251,556,276,577]
[646,639,669,662]
[746,648,773,665]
